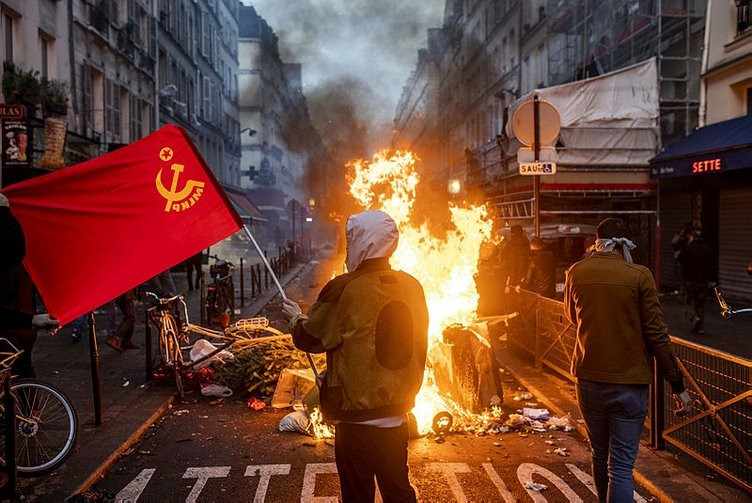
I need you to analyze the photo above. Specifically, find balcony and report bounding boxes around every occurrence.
[136,50,155,75]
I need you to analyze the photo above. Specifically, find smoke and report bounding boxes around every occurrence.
[246,0,443,152]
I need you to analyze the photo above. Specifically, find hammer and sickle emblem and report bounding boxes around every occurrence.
[155,163,206,212]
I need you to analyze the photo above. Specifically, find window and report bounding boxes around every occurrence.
[105,79,122,138]
[4,14,13,63]
[130,94,142,141]
[40,35,49,79]
[81,65,92,131]
[738,0,751,34]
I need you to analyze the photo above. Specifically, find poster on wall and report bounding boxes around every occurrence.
[2,119,32,167]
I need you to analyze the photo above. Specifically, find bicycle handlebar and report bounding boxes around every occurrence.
[714,287,752,318]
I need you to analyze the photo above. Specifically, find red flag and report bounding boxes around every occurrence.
[2,125,242,325]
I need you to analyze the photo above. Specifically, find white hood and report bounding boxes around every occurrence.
[345,210,399,272]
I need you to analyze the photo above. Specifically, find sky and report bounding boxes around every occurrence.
[244,0,445,151]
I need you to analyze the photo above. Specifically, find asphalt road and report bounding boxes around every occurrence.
[89,259,652,502]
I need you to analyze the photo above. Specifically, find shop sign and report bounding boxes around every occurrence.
[692,158,721,174]
[2,119,32,167]
[0,104,26,120]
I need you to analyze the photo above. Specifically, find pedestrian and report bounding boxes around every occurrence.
[281,210,428,503]
[564,218,692,502]
[186,251,203,291]
[525,237,556,298]
[0,193,58,331]
[106,289,138,351]
[670,223,692,293]
[677,230,715,334]
[68,314,87,342]
[500,224,530,293]
[0,263,40,377]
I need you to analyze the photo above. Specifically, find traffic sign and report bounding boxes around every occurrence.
[517,146,557,163]
[519,162,557,175]
[511,99,560,146]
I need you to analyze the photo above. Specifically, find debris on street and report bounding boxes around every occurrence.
[525,482,548,492]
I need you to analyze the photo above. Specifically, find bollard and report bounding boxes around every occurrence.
[254,263,261,297]
[145,309,152,385]
[88,312,103,425]
[240,257,245,308]
[264,252,269,289]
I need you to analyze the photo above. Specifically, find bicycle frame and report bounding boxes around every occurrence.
[714,287,752,318]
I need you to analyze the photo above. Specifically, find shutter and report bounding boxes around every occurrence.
[659,190,693,290]
[718,188,752,302]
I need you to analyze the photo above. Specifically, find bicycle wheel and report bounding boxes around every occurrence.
[0,379,78,475]
[160,313,185,395]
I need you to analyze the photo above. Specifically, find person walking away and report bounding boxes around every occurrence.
[186,251,203,291]
[677,230,714,334]
[106,289,138,351]
[0,263,40,377]
[564,218,692,502]
[281,210,428,503]
[525,237,557,298]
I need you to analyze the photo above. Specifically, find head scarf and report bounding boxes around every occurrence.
[345,210,399,272]
[595,237,637,263]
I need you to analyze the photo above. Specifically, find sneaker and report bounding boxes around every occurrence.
[106,337,123,352]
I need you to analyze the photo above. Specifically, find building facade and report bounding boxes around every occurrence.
[394,0,707,268]
[651,0,752,300]
[237,5,325,247]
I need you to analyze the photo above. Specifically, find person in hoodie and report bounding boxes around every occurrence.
[281,210,428,503]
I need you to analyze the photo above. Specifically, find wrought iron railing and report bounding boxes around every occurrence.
[506,289,752,491]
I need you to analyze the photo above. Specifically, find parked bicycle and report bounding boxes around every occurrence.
[206,255,235,329]
[0,339,77,475]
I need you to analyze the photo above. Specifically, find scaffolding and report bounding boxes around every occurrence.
[545,0,707,146]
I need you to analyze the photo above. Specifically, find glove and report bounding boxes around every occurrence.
[0,193,8,207]
[673,391,693,416]
[280,298,302,322]
[32,313,60,331]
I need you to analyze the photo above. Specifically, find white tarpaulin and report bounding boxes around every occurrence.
[506,58,659,166]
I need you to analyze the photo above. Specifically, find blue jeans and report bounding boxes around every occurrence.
[576,379,648,503]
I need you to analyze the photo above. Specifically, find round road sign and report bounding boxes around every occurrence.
[511,98,561,147]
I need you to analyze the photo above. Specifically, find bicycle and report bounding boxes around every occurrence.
[205,255,235,329]
[0,339,77,475]
[145,292,291,395]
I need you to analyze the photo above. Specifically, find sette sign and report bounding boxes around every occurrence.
[519,161,557,175]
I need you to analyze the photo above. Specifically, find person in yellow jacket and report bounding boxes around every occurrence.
[281,210,428,503]
[564,217,692,503]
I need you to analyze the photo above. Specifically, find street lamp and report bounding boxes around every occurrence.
[240,127,257,137]
[448,178,462,195]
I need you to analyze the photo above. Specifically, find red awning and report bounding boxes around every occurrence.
[223,187,268,223]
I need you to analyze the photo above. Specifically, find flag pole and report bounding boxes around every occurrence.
[242,225,320,383]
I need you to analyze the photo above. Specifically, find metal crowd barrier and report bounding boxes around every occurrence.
[506,289,752,491]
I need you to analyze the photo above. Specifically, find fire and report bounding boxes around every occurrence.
[346,150,493,434]
[309,407,334,439]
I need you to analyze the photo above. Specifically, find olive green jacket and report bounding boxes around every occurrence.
[290,258,429,422]
[564,252,683,389]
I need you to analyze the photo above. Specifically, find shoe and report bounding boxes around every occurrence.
[697,329,705,335]
[121,341,140,350]
[71,330,82,343]
[106,337,123,352]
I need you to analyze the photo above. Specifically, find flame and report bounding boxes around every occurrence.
[346,150,494,434]
[309,407,335,439]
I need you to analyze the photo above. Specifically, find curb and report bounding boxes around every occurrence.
[498,360,674,503]
[67,394,176,499]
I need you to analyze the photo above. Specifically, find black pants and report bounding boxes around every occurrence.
[114,291,135,344]
[186,261,202,290]
[684,282,707,330]
[334,422,416,503]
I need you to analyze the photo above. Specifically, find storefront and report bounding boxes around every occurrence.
[650,115,752,301]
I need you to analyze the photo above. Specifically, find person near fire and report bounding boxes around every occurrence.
[281,210,428,503]
[500,224,530,293]
[525,237,556,298]
[564,217,692,503]
[0,193,58,332]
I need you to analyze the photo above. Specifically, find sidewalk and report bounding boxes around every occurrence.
[496,345,750,502]
[17,261,307,502]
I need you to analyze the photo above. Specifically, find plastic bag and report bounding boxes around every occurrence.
[190,339,234,369]
[201,384,233,397]
[278,411,311,435]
